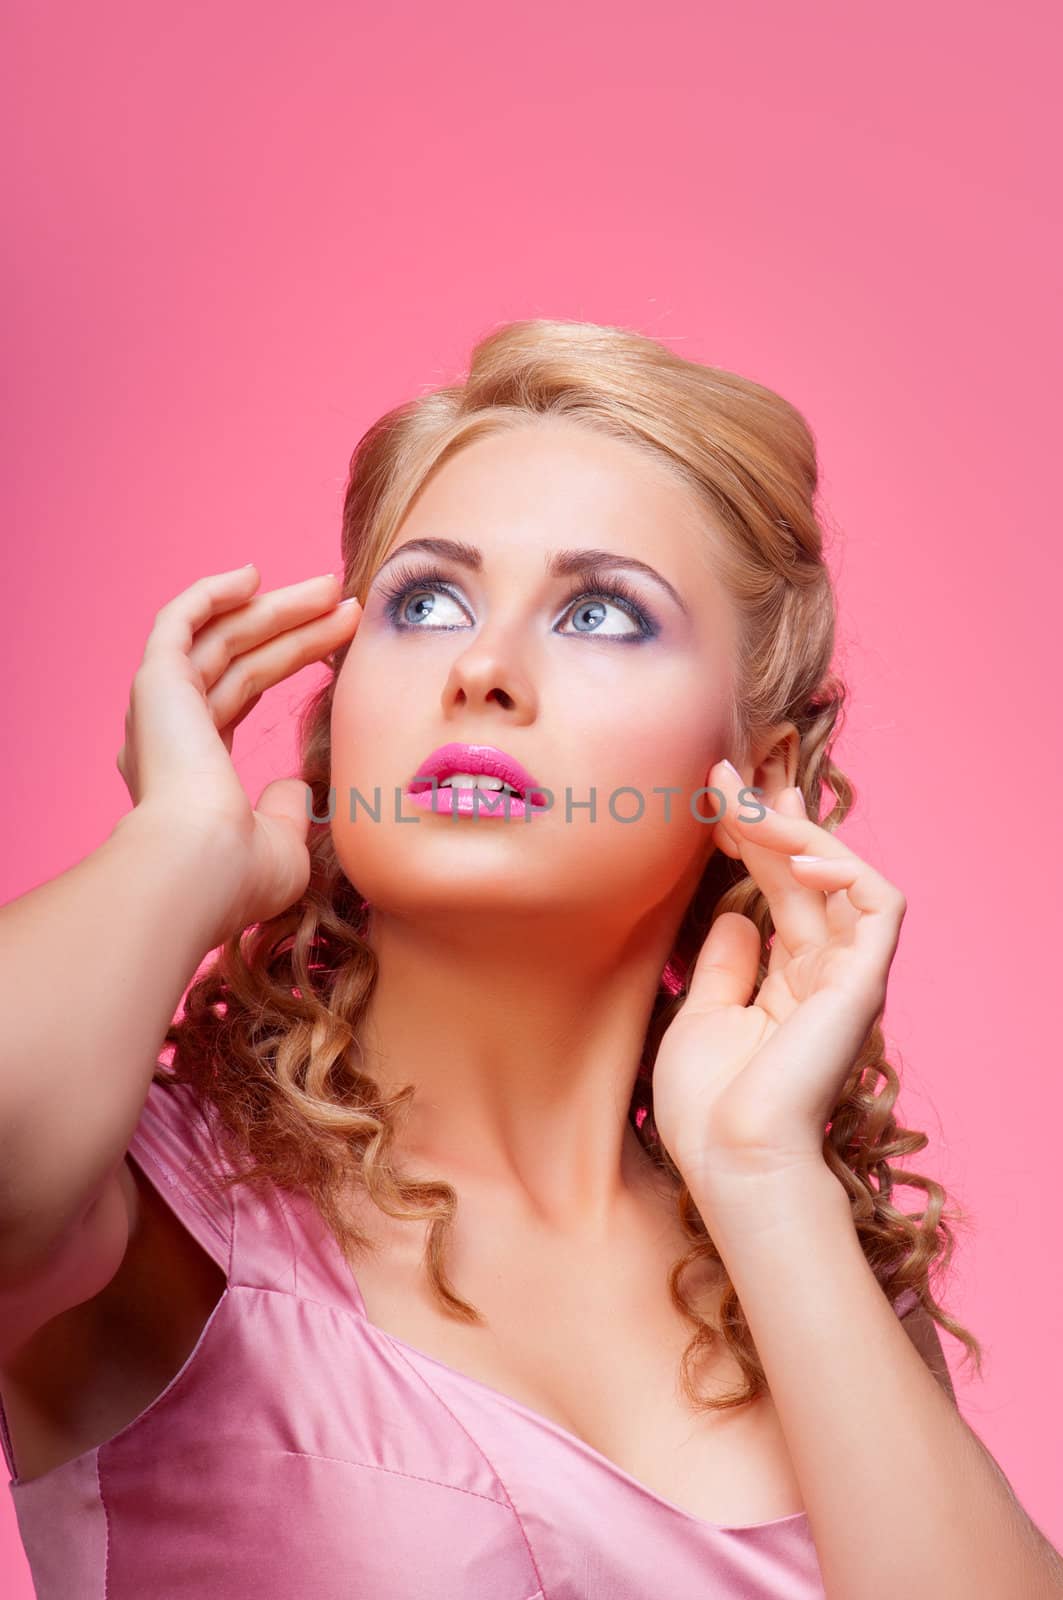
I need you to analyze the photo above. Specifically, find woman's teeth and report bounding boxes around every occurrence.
[439,773,522,796]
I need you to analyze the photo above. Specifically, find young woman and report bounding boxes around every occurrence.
[1,320,1059,1599]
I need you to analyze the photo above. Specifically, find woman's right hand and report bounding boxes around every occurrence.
[116,562,361,944]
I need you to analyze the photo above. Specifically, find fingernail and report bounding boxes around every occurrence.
[790,786,807,814]
[337,597,361,609]
[721,759,742,780]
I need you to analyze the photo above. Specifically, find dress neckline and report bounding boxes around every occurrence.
[335,1245,809,1539]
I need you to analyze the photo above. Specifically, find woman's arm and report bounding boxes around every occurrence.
[899,1302,957,1405]
[0,811,243,1280]
[690,1162,1063,1600]
[650,765,1061,1594]
[0,563,359,1288]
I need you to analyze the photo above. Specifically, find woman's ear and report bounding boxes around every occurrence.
[749,721,801,807]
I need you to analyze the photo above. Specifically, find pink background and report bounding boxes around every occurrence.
[4,0,1061,1586]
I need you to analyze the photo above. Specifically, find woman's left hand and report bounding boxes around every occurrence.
[651,758,908,1192]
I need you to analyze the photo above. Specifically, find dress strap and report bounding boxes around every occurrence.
[126,1077,368,1308]
[892,1285,921,1319]
[125,1077,235,1275]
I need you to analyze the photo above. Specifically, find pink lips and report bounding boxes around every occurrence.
[407,742,548,818]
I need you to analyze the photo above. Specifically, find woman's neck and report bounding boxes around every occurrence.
[357,905,676,1234]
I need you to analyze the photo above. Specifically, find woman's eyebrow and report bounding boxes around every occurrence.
[373,536,689,616]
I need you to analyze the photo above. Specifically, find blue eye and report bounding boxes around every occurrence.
[376,561,659,642]
[381,570,467,630]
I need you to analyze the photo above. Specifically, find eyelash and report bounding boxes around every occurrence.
[376,561,660,641]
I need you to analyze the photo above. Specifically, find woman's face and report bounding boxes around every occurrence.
[330,417,741,936]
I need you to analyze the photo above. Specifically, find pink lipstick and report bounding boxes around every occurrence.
[407,742,549,819]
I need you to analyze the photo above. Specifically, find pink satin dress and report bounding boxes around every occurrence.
[1,1080,919,1598]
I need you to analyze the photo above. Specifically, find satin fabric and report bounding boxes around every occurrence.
[1,1080,918,1598]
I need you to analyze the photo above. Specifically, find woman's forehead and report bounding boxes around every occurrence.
[389,426,732,608]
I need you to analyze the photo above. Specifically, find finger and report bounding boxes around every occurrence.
[141,564,263,666]
[712,759,857,863]
[218,694,263,755]
[711,815,743,860]
[822,880,862,942]
[683,912,763,1014]
[766,927,792,979]
[711,770,830,954]
[123,656,242,793]
[255,776,313,845]
[206,598,362,731]
[188,572,345,692]
[724,773,862,946]
[124,565,264,788]
[762,786,831,951]
[788,853,907,975]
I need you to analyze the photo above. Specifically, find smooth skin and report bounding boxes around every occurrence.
[652,760,908,1185]
[1,424,962,1532]
[0,565,361,1473]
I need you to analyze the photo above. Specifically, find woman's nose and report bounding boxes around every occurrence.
[438,626,537,718]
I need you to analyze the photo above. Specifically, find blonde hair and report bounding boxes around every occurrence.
[163,318,982,1411]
